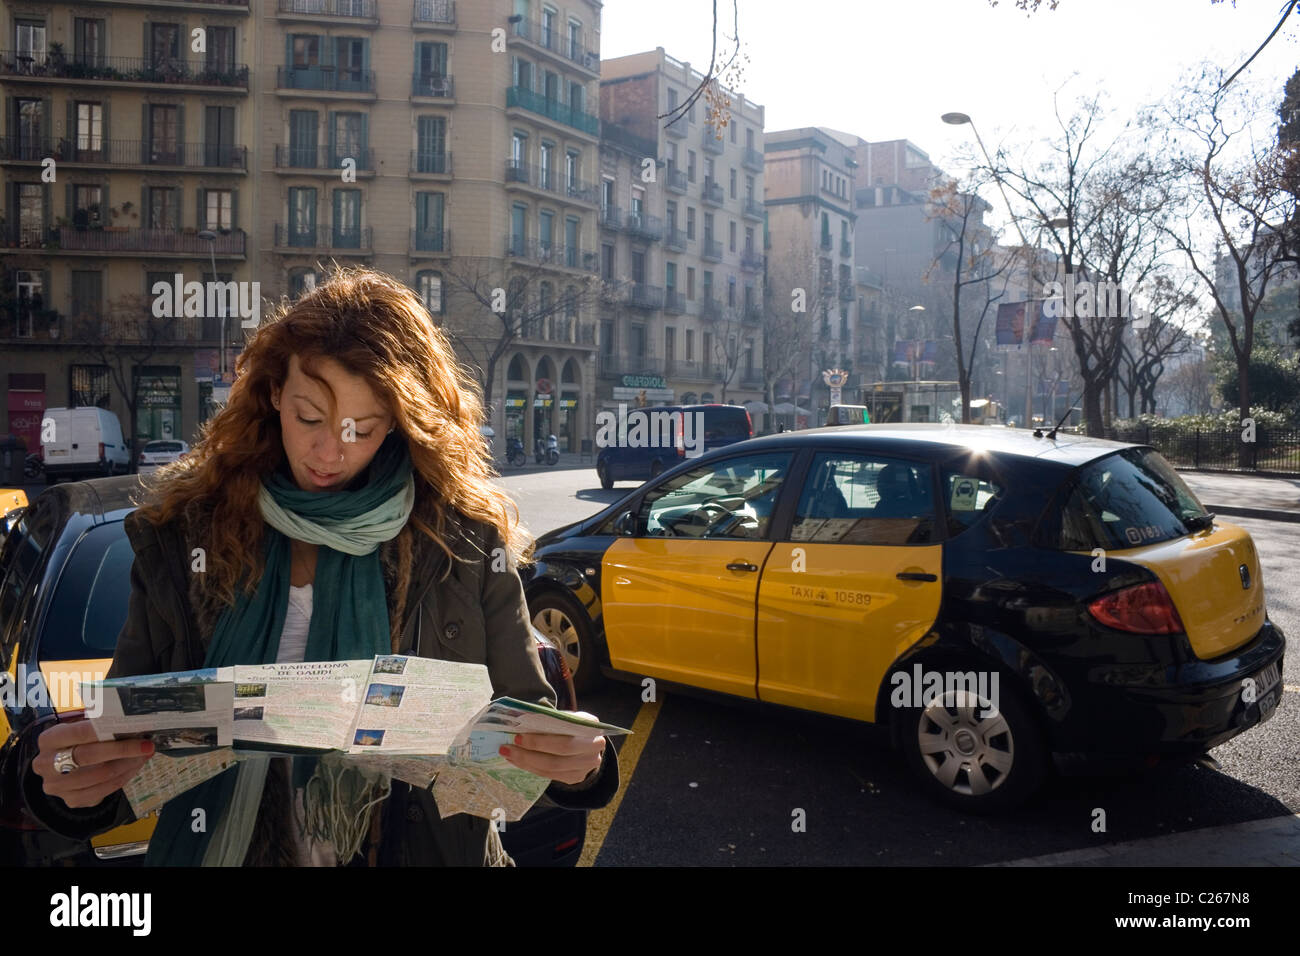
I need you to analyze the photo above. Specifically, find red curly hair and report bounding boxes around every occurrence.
[134,266,528,630]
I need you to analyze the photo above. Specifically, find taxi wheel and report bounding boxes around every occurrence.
[898,670,1047,813]
[531,590,601,696]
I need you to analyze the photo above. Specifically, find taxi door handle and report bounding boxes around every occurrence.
[726,561,759,572]
[896,571,937,582]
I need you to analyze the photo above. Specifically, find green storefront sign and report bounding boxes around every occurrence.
[620,374,666,390]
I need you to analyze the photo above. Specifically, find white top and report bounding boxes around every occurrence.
[275,583,339,867]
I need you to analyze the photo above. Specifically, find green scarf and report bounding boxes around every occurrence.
[145,432,415,866]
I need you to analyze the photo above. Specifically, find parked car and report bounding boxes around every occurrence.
[525,423,1285,811]
[136,439,190,474]
[0,477,587,865]
[39,407,130,483]
[596,403,753,488]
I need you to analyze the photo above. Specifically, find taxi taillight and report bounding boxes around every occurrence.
[1088,581,1185,634]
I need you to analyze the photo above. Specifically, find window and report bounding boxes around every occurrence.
[541,7,556,48]
[729,168,737,198]
[291,34,320,68]
[510,203,527,253]
[631,187,644,219]
[665,261,677,291]
[332,112,365,166]
[73,18,105,67]
[15,20,46,66]
[69,364,111,408]
[665,327,676,363]
[601,319,614,355]
[332,189,361,247]
[745,174,755,200]
[334,38,366,89]
[17,183,45,246]
[206,26,235,73]
[568,19,583,58]
[744,226,755,254]
[601,243,614,279]
[289,110,319,166]
[416,271,444,316]
[566,151,580,194]
[729,220,736,252]
[288,268,319,299]
[631,250,645,284]
[15,99,43,160]
[539,142,553,189]
[666,200,678,232]
[415,192,445,249]
[288,186,317,244]
[543,70,559,103]
[702,331,712,370]
[75,103,103,157]
[727,275,736,307]
[705,157,716,185]
[69,270,103,323]
[730,122,737,144]
[569,82,585,114]
[703,212,714,242]
[746,128,754,150]
[147,187,179,230]
[565,216,579,267]
[148,23,181,67]
[602,178,615,211]
[539,210,554,253]
[13,270,44,338]
[148,105,180,164]
[511,131,528,165]
[416,41,448,79]
[416,116,447,173]
[686,207,696,239]
[205,106,236,167]
[73,186,103,228]
[686,328,694,360]
[513,56,533,91]
[687,150,696,182]
[638,452,792,539]
[686,267,696,299]
[792,454,936,545]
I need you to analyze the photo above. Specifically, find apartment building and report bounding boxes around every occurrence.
[1,0,255,451]
[763,126,859,418]
[599,47,765,413]
[1,0,604,455]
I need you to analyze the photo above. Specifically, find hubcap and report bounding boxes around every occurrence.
[532,606,580,677]
[916,691,1014,797]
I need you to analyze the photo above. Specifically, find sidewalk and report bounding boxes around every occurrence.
[990,813,1300,866]
[1177,471,1300,523]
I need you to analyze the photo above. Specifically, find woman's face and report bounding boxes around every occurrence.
[271,354,394,493]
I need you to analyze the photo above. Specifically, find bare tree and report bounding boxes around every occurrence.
[1155,62,1297,430]
[760,236,831,430]
[440,256,598,417]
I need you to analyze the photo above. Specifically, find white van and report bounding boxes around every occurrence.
[40,407,131,482]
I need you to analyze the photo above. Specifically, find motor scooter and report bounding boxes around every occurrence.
[534,434,560,466]
[505,436,527,468]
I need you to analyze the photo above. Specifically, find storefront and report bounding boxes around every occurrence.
[134,366,182,445]
[6,373,45,451]
[504,391,528,442]
[533,377,555,443]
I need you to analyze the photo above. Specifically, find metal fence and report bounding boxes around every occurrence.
[1107,424,1300,477]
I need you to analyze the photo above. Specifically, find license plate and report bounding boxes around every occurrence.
[47,449,66,456]
[1252,662,1281,724]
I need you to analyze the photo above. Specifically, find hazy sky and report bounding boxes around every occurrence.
[601,0,1299,186]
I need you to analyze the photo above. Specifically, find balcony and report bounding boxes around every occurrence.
[509,16,599,75]
[273,223,371,253]
[840,238,852,257]
[820,233,832,251]
[277,0,378,23]
[700,295,722,320]
[277,65,376,94]
[600,205,623,231]
[71,0,249,7]
[504,159,598,204]
[0,136,247,171]
[664,290,685,313]
[743,197,764,221]
[741,249,764,272]
[274,145,373,174]
[410,228,450,254]
[413,0,455,28]
[505,86,599,137]
[701,238,722,262]
[505,237,598,273]
[742,146,763,171]
[0,52,249,90]
[664,116,687,139]
[701,180,724,207]
[702,130,724,155]
[666,167,688,194]
[625,212,663,241]
[665,227,687,252]
[410,150,452,176]
[411,73,455,99]
[1,225,245,257]
[628,283,664,310]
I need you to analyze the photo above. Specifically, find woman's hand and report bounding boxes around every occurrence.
[498,713,606,786]
[29,716,154,809]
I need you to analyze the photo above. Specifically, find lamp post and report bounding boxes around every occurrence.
[197,229,222,380]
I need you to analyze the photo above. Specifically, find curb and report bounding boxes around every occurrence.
[1203,504,1300,524]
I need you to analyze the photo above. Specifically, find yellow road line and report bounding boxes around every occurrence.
[577,696,661,867]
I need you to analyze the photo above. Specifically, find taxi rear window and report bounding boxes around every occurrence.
[1039,448,1209,551]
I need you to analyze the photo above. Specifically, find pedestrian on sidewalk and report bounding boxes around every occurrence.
[22,266,618,866]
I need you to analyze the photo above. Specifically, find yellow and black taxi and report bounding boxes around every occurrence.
[0,477,585,866]
[524,424,1286,811]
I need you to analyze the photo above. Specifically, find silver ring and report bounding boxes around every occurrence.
[53,748,80,775]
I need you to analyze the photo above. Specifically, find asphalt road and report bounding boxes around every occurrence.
[496,467,1300,866]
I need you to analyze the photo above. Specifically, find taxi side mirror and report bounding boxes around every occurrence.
[614,510,636,536]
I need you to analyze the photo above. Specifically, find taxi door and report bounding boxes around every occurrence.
[602,451,795,698]
[756,451,943,721]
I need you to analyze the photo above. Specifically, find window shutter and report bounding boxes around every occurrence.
[65,100,75,153]
[141,102,149,163]
[174,186,183,230]
[176,104,185,151]
[43,97,53,151]
[65,182,73,222]
[101,101,109,155]
[197,188,206,231]
[359,113,368,167]
[143,22,151,62]
[230,188,238,231]
[141,184,148,228]
[327,110,337,164]
[43,269,52,316]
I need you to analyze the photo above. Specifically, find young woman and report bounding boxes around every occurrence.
[22,267,618,866]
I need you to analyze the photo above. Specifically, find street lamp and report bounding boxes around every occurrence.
[197,229,222,380]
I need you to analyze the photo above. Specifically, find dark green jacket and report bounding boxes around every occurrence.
[21,497,618,865]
